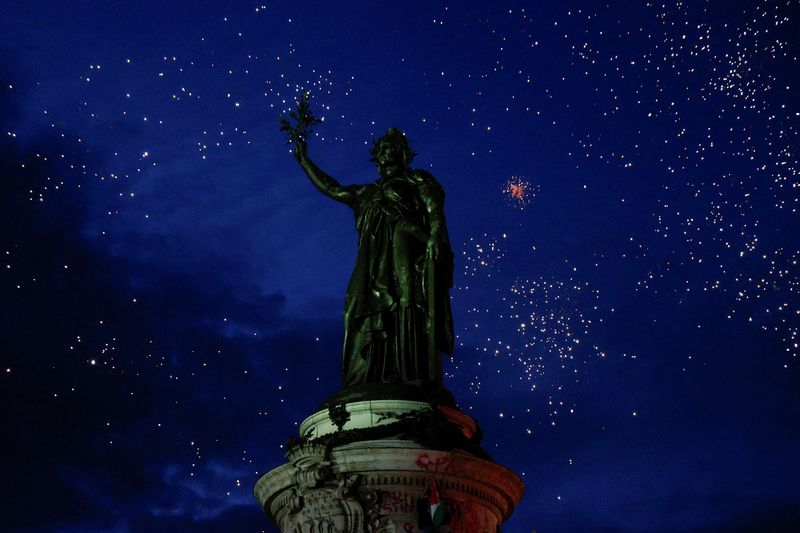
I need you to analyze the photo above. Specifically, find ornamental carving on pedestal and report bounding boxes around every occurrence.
[278,443,395,533]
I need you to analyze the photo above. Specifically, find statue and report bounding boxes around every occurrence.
[255,98,523,532]
[281,96,454,391]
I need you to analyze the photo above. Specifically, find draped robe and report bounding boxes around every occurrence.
[341,169,453,387]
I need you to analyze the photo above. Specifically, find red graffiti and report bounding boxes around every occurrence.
[380,490,415,513]
[447,498,491,532]
[414,452,452,473]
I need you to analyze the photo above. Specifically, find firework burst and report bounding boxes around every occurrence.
[502,176,538,209]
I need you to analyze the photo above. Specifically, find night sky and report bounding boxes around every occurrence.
[2,1,799,532]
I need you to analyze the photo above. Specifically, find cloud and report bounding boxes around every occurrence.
[0,68,329,532]
[152,461,252,521]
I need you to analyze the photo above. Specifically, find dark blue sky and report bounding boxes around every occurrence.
[2,1,799,532]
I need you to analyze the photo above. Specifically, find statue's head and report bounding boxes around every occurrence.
[370,128,416,178]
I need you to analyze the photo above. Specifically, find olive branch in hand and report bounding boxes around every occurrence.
[279,92,322,146]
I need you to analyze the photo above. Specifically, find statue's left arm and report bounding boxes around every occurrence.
[414,170,449,261]
[415,169,455,360]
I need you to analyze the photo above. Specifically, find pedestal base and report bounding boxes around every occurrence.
[254,401,524,532]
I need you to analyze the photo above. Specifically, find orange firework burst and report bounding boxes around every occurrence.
[502,176,536,209]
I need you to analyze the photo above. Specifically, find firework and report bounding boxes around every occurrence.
[502,176,538,209]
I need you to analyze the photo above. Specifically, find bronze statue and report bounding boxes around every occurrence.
[282,97,453,390]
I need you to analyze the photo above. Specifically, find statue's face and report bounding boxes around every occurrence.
[376,143,405,177]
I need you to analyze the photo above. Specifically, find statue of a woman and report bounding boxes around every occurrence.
[294,128,454,389]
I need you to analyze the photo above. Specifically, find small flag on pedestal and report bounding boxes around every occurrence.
[418,479,448,531]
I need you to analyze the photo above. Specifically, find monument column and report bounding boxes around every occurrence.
[257,101,524,531]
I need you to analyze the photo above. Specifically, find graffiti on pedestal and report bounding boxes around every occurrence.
[414,452,452,474]
[379,490,416,513]
[446,497,493,532]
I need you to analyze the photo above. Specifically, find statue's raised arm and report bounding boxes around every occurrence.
[279,93,355,205]
[294,139,355,205]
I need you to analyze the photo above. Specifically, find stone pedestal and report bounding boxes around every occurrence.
[254,398,524,532]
